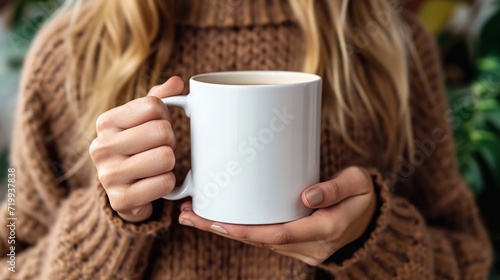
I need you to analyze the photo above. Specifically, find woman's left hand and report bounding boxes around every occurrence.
[178,166,377,266]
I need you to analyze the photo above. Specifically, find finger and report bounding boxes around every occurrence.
[106,146,175,184]
[107,173,176,221]
[117,203,153,223]
[97,96,171,133]
[109,119,176,155]
[178,207,336,266]
[302,166,373,208]
[148,76,184,98]
[95,77,183,134]
[180,201,193,212]
[125,172,176,207]
[179,208,338,266]
[178,209,334,244]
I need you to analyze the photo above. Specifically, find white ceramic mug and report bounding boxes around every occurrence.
[162,71,322,224]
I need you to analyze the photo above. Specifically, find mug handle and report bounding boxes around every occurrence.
[161,95,193,200]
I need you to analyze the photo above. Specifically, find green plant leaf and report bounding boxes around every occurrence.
[476,99,500,111]
[477,56,500,72]
[470,130,497,142]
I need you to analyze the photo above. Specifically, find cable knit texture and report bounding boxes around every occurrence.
[0,0,492,279]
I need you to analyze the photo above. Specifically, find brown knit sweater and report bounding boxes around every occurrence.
[0,1,492,279]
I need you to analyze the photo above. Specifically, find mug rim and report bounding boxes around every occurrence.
[190,70,321,88]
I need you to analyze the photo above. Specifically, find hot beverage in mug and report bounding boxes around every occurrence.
[162,71,322,224]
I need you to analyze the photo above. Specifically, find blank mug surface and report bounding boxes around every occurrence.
[163,71,322,224]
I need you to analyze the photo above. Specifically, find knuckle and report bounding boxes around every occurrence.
[88,138,110,161]
[143,96,160,107]
[270,230,294,245]
[350,167,372,192]
[347,167,370,184]
[107,189,131,212]
[88,139,99,159]
[97,171,110,187]
[97,167,117,187]
[143,96,165,118]
[96,113,113,132]
[325,180,343,202]
[153,120,174,143]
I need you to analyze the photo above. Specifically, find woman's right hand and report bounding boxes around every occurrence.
[89,76,184,222]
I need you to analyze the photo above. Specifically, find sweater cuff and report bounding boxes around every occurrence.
[96,182,172,235]
[316,169,393,274]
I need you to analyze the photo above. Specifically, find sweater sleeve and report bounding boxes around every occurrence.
[316,13,492,279]
[0,14,173,279]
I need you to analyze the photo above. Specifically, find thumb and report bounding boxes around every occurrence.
[302,167,372,209]
[148,76,184,99]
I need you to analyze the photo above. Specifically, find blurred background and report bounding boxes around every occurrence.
[0,0,499,278]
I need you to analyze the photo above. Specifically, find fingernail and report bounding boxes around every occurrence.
[132,206,144,216]
[210,224,228,234]
[180,219,193,227]
[181,207,192,212]
[305,189,323,206]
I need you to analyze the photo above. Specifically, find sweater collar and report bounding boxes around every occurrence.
[177,0,295,27]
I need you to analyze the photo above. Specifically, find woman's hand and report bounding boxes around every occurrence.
[178,167,377,266]
[90,76,184,223]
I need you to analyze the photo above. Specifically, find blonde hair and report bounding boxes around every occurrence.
[60,0,414,176]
